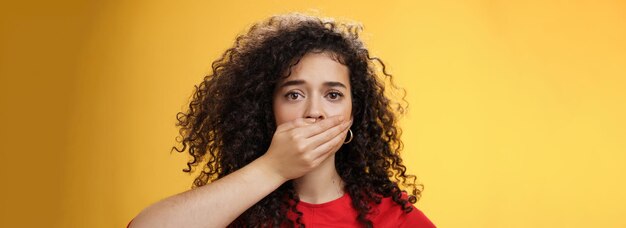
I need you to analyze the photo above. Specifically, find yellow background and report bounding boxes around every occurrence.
[1,0,625,227]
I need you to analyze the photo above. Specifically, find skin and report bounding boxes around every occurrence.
[273,51,353,203]
[130,52,353,228]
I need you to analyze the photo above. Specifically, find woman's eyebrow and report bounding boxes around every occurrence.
[279,80,305,88]
[323,81,347,89]
[278,80,347,89]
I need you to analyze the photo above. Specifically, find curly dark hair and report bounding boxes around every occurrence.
[172,13,423,227]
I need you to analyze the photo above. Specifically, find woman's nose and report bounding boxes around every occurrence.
[304,97,325,121]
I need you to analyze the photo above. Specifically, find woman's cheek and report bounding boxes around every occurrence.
[325,102,352,118]
[274,102,304,125]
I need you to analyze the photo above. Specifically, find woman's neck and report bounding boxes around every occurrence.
[294,155,344,204]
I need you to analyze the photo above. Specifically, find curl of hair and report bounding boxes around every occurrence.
[172,13,423,227]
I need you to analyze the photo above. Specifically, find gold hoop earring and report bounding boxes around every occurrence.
[344,129,353,144]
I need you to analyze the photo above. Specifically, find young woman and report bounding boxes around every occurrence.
[129,13,436,227]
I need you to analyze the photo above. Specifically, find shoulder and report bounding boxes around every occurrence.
[368,193,436,228]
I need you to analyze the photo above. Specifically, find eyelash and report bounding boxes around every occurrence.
[285,92,303,100]
[326,91,344,100]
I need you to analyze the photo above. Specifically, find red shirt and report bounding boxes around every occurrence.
[127,194,436,228]
[287,193,436,228]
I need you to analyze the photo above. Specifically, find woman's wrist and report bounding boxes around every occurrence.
[252,155,289,184]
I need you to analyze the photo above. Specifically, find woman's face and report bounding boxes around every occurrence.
[273,52,353,126]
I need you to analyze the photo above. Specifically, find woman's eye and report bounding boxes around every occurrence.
[327,92,343,100]
[285,92,303,100]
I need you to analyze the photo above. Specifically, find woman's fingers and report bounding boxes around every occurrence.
[306,119,351,149]
[275,118,306,132]
[297,116,345,138]
[276,116,339,133]
[310,126,350,161]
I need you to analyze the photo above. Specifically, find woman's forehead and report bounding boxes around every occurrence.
[280,52,350,85]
